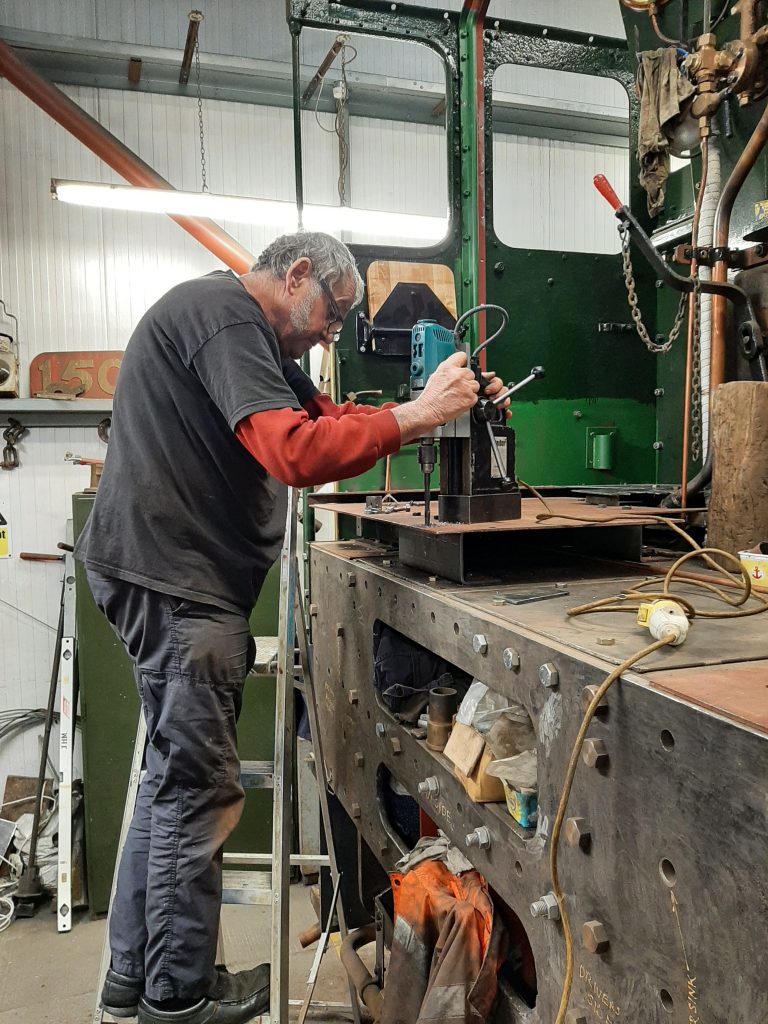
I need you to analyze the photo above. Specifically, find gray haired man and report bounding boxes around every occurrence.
[76,231,508,1024]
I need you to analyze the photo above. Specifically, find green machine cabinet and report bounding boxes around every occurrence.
[73,491,278,914]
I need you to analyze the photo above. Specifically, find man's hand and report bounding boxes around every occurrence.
[392,351,479,443]
[481,371,510,412]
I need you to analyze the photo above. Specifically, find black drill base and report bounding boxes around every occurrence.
[438,490,522,524]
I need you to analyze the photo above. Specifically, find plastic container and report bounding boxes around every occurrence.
[739,549,768,592]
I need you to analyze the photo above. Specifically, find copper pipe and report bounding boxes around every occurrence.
[650,11,681,46]
[736,0,758,39]
[0,39,254,274]
[681,136,709,510]
[711,99,768,389]
[179,11,203,87]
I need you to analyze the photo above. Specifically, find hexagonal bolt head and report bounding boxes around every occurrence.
[530,892,560,920]
[309,603,319,617]
[582,919,610,954]
[564,816,592,851]
[580,685,608,714]
[354,752,365,768]
[502,647,520,671]
[348,689,360,705]
[472,633,488,655]
[346,571,357,587]
[375,722,386,738]
[351,803,361,819]
[418,776,440,797]
[390,736,402,755]
[539,662,559,688]
[465,826,491,849]
[565,1011,589,1024]
[582,737,609,770]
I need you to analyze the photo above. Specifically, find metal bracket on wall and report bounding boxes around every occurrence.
[586,427,617,471]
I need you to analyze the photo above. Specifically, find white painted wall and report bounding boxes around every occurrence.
[0,83,344,795]
[493,133,629,253]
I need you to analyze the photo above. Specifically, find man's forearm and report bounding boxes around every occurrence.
[391,400,439,444]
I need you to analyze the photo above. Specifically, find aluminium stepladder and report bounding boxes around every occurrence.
[92,488,361,1023]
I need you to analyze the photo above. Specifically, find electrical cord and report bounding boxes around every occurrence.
[312,43,358,205]
[451,303,509,357]
[550,636,676,1024]
[0,879,16,933]
[516,479,768,1020]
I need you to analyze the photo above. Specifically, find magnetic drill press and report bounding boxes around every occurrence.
[409,305,544,525]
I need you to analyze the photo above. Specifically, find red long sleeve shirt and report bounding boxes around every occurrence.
[235,393,401,487]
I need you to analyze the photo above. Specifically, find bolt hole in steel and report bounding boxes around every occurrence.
[515,861,523,876]
[659,858,677,887]
[659,989,674,1012]
[456,802,463,814]
[453,622,459,634]
[660,729,675,750]
[364,580,368,589]
[430,612,436,623]
[378,587,382,598]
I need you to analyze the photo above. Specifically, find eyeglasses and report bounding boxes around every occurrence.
[317,276,345,335]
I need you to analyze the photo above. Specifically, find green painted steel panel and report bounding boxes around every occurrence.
[73,492,140,915]
[74,494,279,913]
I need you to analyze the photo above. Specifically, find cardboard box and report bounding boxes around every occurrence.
[455,745,506,804]
[502,781,538,827]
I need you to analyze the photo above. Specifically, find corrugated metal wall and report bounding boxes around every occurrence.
[0,0,626,91]
[0,3,629,788]
[493,134,628,253]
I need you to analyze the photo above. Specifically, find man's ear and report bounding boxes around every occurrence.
[286,257,313,296]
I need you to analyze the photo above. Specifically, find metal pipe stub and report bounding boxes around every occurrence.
[426,686,457,751]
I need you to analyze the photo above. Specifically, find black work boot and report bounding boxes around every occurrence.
[101,968,143,1017]
[137,964,270,1024]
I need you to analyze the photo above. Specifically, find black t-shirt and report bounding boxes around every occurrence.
[75,270,318,613]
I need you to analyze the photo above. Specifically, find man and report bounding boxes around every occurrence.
[76,231,508,1024]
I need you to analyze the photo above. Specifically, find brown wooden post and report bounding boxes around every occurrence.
[709,381,768,554]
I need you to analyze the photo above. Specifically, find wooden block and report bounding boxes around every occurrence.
[455,746,506,804]
[365,260,457,320]
[443,721,485,776]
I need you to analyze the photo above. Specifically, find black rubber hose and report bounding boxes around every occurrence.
[662,448,713,508]
[339,924,384,1021]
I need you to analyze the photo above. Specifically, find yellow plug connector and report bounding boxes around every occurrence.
[636,599,689,646]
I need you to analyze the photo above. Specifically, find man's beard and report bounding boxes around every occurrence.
[289,280,321,334]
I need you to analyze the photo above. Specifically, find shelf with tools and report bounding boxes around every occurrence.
[0,398,113,427]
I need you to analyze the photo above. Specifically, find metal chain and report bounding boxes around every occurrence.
[690,276,703,462]
[193,18,208,193]
[619,223,687,354]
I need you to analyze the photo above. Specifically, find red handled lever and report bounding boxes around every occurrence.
[594,174,623,211]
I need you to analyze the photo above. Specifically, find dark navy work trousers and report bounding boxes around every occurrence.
[87,569,254,1002]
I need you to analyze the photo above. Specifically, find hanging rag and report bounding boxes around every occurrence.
[381,859,508,1024]
[636,48,695,217]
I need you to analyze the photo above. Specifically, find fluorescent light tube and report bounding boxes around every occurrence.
[51,180,448,243]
